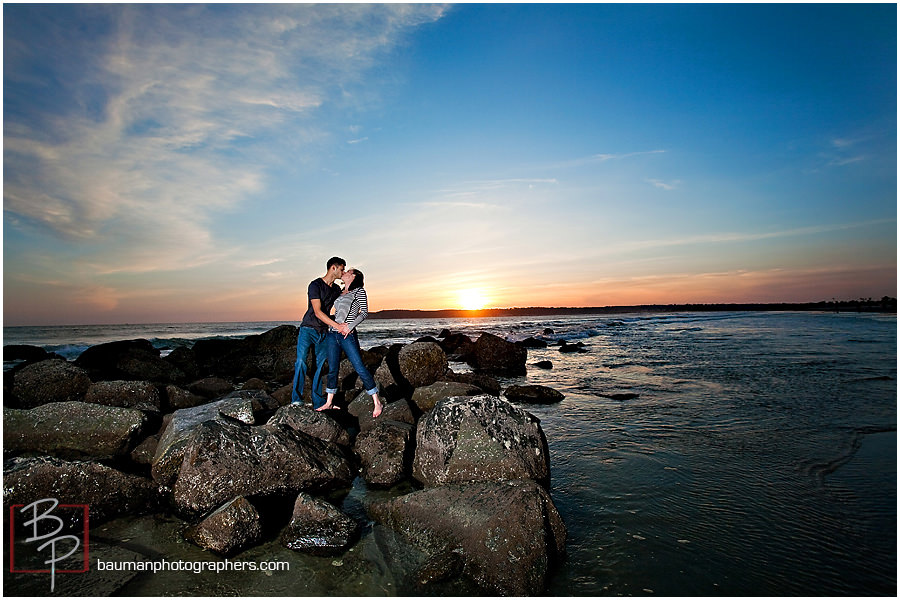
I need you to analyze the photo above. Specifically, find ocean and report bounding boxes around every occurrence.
[3,311,896,595]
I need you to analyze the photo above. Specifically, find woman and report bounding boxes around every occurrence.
[318,268,383,418]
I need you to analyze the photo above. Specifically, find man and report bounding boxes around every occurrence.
[291,257,351,407]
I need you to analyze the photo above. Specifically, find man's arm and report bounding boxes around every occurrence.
[311,298,350,335]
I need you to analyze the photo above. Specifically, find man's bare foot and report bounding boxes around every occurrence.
[316,402,332,412]
[372,399,383,418]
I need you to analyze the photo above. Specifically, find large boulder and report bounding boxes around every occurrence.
[281,492,360,556]
[185,496,262,556]
[84,380,162,412]
[151,396,257,489]
[468,333,527,375]
[3,345,50,363]
[411,381,482,413]
[354,420,415,486]
[12,359,92,408]
[187,377,234,399]
[438,333,476,360]
[162,346,201,382]
[369,479,566,596]
[412,395,550,488]
[165,385,208,410]
[441,371,501,395]
[264,404,352,446]
[74,339,184,383]
[192,325,298,383]
[3,456,158,524]
[397,342,448,388]
[348,394,416,432]
[4,402,148,460]
[171,419,356,517]
[503,384,564,404]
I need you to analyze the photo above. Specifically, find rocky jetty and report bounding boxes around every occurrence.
[3,325,567,595]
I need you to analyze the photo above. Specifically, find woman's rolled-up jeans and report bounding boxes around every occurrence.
[325,330,378,396]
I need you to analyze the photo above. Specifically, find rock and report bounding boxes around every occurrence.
[84,380,162,412]
[533,360,553,370]
[219,389,280,416]
[441,371,501,396]
[4,344,50,363]
[414,335,440,344]
[185,496,262,555]
[130,434,160,466]
[504,384,564,404]
[559,341,587,354]
[397,342,448,388]
[438,333,476,359]
[165,385,208,410]
[264,403,352,446]
[271,383,293,406]
[12,359,92,408]
[517,337,548,348]
[281,491,360,556]
[468,333,527,375]
[542,328,554,335]
[162,346,201,382]
[412,395,550,488]
[369,479,566,596]
[372,344,406,398]
[374,360,400,396]
[411,381,482,412]
[240,378,269,392]
[151,396,257,489]
[414,549,466,588]
[188,377,234,399]
[437,328,451,338]
[192,325,299,383]
[172,419,356,517]
[4,402,148,460]
[4,456,157,524]
[602,392,640,401]
[354,420,415,486]
[74,339,183,383]
[349,394,416,432]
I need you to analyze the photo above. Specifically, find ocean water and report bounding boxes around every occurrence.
[3,311,896,595]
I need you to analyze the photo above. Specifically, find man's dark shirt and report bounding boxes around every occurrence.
[300,278,342,333]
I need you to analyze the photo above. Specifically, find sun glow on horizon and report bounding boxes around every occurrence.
[457,288,490,311]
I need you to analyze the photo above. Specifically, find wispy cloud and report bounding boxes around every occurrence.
[4,4,447,274]
[548,149,666,170]
[647,178,681,190]
[621,219,896,252]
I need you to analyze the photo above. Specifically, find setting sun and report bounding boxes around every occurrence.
[457,288,489,311]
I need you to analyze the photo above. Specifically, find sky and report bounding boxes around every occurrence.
[3,3,897,326]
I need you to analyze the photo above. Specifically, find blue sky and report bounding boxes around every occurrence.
[4,3,896,325]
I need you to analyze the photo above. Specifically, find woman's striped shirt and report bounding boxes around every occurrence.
[331,287,369,333]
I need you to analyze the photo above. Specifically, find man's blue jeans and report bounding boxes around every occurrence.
[325,331,378,397]
[291,326,328,407]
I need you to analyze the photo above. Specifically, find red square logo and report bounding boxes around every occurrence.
[9,500,90,575]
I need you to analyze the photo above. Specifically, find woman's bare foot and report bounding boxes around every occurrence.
[372,398,383,418]
[316,402,332,412]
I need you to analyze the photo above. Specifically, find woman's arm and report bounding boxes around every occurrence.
[344,289,369,334]
[312,298,349,334]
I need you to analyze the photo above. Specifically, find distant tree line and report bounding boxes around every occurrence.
[370,297,897,319]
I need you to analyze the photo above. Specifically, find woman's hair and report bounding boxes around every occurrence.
[348,268,365,291]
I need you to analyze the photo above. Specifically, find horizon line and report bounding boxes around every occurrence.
[4,298,896,329]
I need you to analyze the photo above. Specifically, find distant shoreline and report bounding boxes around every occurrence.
[371,299,897,319]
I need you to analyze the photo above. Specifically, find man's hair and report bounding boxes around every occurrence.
[348,269,365,291]
[327,257,346,270]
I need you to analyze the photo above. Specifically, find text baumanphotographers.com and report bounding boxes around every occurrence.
[95,559,290,574]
